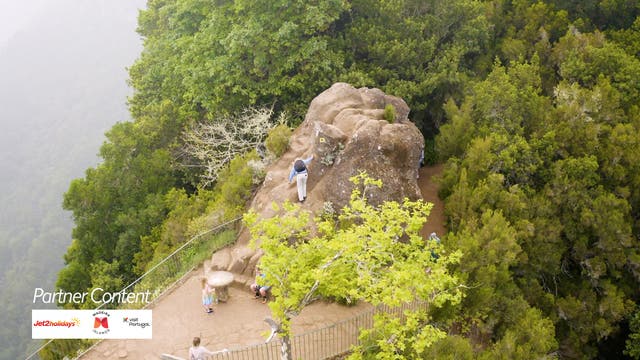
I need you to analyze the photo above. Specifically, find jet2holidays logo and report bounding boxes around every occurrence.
[33,317,80,328]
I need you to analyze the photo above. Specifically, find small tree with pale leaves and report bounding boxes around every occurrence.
[181,107,285,187]
[244,172,463,360]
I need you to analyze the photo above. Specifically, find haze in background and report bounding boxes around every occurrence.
[0,0,145,358]
[0,0,46,48]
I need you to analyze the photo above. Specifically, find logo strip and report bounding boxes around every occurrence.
[32,310,152,339]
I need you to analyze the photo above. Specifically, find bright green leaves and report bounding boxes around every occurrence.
[351,311,447,359]
[245,174,461,357]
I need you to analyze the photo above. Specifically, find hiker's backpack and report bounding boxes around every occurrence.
[294,159,306,172]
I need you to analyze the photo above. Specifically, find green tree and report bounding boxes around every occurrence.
[424,335,474,360]
[244,173,462,359]
[435,99,475,160]
[547,0,639,30]
[435,38,640,357]
[445,209,528,338]
[340,0,491,132]
[265,123,293,158]
[437,59,552,164]
[130,0,491,133]
[158,0,349,118]
[60,103,182,294]
[626,308,640,359]
[553,29,640,111]
[479,306,557,360]
[607,16,640,57]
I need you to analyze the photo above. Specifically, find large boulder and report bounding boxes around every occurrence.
[306,84,422,208]
[246,82,424,228]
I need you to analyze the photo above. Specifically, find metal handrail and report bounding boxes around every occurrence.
[205,299,429,360]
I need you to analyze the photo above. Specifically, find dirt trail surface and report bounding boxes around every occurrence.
[418,164,446,238]
[80,165,444,359]
[81,270,371,359]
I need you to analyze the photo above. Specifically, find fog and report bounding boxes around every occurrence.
[0,0,47,47]
[0,0,145,358]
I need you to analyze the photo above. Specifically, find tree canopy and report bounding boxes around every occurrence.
[56,0,640,358]
[436,30,640,359]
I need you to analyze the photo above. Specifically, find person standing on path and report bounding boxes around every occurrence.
[189,337,215,360]
[288,155,314,202]
[200,277,215,314]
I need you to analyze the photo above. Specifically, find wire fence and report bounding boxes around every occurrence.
[205,299,428,360]
[26,217,242,360]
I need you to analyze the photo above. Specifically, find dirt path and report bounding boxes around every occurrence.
[81,269,370,359]
[418,164,446,238]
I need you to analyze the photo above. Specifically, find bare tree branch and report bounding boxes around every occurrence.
[181,107,277,187]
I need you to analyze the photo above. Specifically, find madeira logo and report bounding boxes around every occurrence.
[94,317,109,329]
[92,310,111,335]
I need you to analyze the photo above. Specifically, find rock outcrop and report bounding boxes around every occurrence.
[251,82,423,217]
[207,83,424,283]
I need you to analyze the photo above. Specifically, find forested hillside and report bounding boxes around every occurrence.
[58,0,640,359]
[0,1,143,358]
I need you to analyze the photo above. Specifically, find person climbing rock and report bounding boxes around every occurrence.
[288,155,314,202]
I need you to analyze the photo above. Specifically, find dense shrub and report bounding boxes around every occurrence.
[265,123,292,158]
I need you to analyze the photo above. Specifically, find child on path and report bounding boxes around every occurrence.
[250,266,271,304]
[200,277,215,314]
[288,155,314,202]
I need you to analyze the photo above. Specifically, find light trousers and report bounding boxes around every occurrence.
[296,173,308,201]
